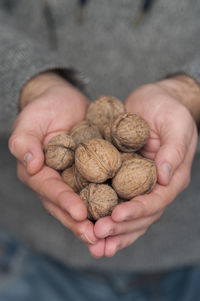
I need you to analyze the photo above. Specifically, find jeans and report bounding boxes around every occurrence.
[0,227,200,301]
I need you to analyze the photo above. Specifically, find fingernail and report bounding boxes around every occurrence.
[161,163,172,183]
[80,234,97,245]
[24,152,33,167]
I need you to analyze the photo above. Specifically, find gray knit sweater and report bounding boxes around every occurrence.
[0,0,200,272]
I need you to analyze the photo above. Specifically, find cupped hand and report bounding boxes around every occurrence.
[90,79,198,257]
[8,72,104,251]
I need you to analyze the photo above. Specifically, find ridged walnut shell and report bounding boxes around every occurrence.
[75,138,122,183]
[102,122,112,143]
[86,95,125,134]
[61,165,89,193]
[120,152,143,162]
[111,113,150,152]
[70,120,102,148]
[44,134,75,170]
[112,158,157,200]
[80,183,118,221]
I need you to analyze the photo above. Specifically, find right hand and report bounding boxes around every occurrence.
[8,72,105,255]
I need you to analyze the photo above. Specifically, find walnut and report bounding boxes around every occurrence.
[111,113,150,152]
[120,152,143,162]
[70,120,102,148]
[102,121,112,143]
[86,95,125,134]
[80,183,118,221]
[44,134,75,170]
[112,158,157,200]
[75,138,122,183]
[61,165,89,193]
[61,165,77,192]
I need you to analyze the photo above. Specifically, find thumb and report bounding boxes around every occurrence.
[8,133,44,175]
[155,139,186,186]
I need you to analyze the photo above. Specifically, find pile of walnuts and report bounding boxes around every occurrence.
[44,96,157,221]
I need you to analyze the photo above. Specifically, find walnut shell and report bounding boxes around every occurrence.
[112,158,157,200]
[62,165,89,193]
[62,165,77,192]
[120,152,143,162]
[102,122,112,143]
[111,113,150,152]
[70,120,102,148]
[80,183,118,221]
[44,134,75,170]
[75,138,122,183]
[74,166,90,192]
[86,95,125,134]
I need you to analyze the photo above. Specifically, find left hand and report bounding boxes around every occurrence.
[88,78,198,258]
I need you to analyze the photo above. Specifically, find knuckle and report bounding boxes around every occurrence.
[76,221,91,239]
[8,134,19,155]
[135,200,148,216]
[179,164,191,191]
[35,178,48,198]
[76,222,86,237]
[153,211,163,224]
[74,225,83,238]
[112,237,121,252]
[16,162,28,185]
[111,227,117,236]
[42,200,54,217]
[174,142,186,163]
[38,175,56,199]
[56,190,69,208]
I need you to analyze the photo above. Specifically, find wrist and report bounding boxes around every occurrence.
[19,71,71,110]
[157,74,200,126]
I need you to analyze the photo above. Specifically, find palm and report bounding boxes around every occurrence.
[18,86,89,147]
[89,83,198,258]
[9,82,102,255]
[125,84,197,183]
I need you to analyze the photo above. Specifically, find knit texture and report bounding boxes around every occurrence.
[0,0,200,272]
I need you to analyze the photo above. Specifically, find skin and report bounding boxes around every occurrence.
[90,76,199,257]
[8,72,200,258]
[9,72,101,246]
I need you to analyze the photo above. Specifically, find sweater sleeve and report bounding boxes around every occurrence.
[0,20,84,137]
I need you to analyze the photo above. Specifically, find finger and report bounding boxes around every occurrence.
[111,187,164,222]
[104,230,146,257]
[112,139,195,223]
[155,109,195,185]
[9,132,44,175]
[139,136,160,160]
[18,161,88,222]
[8,105,65,175]
[87,239,106,259]
[94,212,162,239]
[42,198,98,244]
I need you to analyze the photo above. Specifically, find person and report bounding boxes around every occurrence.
[0,0,200,300]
